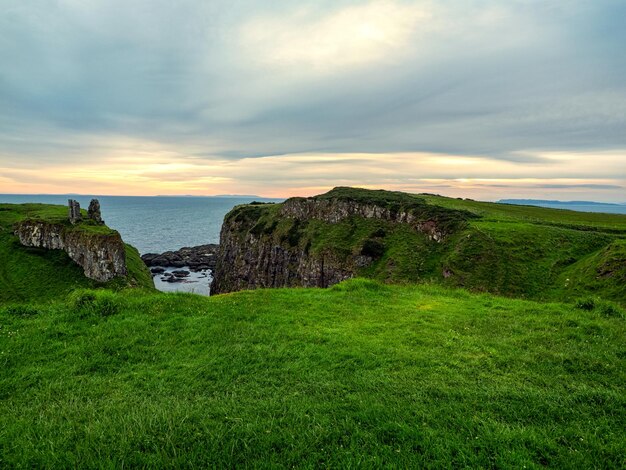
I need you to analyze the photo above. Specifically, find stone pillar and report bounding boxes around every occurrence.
[88,199,104,225]
[68,199,82,224]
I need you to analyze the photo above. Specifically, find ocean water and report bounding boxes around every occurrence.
[0,194,281,254]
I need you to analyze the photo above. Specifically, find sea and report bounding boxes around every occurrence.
[0,194,282,295]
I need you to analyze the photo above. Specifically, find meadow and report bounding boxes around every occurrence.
[1,280,624,468]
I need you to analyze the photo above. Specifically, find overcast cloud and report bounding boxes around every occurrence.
[0,0,625,200]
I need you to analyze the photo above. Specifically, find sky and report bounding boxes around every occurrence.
[0,0,625,201]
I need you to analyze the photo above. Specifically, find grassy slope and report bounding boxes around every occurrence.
[233,188,626,304]
[0,280,624,468]
[424,194,626,303]
[0,203,153,304]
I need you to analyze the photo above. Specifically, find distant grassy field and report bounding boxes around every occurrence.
[0,203,153,303]
[0,280,624,468]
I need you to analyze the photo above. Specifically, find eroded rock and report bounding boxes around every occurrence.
[141,244,218,272]
[14,220,127,282]
[68,199,82,224]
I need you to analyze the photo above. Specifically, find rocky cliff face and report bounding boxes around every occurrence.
[212,223,354,294]
[212,188,476,294]
[14,220,127,282]
[281,198,448,242]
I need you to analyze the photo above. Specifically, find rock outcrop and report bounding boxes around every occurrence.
[88,199,104,224]
[211,188,477,294]
[281,197,449,242]
[141,244,218,271]
[14,220,127,282]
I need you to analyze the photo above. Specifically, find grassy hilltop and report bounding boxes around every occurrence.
[0,193,625,467]
[226,187,626,303]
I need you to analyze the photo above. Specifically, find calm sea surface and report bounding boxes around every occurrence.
[0,194,282,254]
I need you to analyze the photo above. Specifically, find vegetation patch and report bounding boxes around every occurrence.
[0,282,624,467]
[221,188,626,303]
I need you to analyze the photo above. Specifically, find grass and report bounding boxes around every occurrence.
[0,203,153,304]
[0,280,624,468]
[1,192,625,467]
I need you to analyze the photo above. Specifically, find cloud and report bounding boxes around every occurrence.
[2,146,624,202]
[240,1,428,74]
[0,0,625,200]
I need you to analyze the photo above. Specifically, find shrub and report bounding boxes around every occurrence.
[598,301,625,319]
[361,239,385,258]
[69,289,97,310]
[94,292,121,317]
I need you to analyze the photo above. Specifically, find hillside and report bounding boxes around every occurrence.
[214,187,626,304]
[1,194,625,467]
[0,203,153,303]
[1,280,624,467]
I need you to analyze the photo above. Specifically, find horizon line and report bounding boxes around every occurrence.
[1,192,625,206]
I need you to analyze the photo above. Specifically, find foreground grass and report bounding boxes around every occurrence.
[1,280,624,468]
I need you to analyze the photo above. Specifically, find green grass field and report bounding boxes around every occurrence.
[1,280,624,468]
[1,194,625,467]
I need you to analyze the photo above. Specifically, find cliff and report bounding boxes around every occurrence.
[14,219,127,282]
[211,187,626,304]
[1,202,154,303]
[211,187,477,294]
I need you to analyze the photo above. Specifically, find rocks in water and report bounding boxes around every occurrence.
[159,271,193,283]
[68,199,82,224]
[161,273,181,283]
[87,199,104,225]
[141,244,218,272]
[150,267,166,274]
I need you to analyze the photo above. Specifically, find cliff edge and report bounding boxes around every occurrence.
[1,202,153,303]
[14,219,127,282]
[212,187,626,304]
[212,187,476,294]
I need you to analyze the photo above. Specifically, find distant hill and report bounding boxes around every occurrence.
[499,199,626,214]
